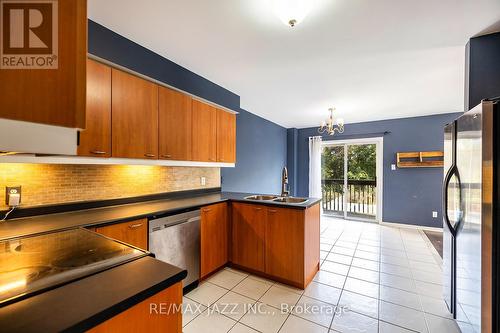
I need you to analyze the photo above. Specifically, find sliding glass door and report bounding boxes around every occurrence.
[321,139,382,222]
[321,145,345,217]
[346,144,377,220]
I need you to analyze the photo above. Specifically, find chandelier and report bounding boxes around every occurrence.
[318,108,344,135]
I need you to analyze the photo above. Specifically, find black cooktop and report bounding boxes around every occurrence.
[0,228,148,306]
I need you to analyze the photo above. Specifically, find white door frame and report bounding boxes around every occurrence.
[321,137,384,223]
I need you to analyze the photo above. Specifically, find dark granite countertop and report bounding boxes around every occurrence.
[0,190,319,332]
[0,256,187,333]
[0,191,321,241]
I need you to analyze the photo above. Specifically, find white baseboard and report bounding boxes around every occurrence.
[381,221,443,232]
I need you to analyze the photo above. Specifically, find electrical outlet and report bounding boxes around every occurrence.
[6,186,21,207]
[391,164,396,171]
[200,177,206,186]
[432,211,438,218]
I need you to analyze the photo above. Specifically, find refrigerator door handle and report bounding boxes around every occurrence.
[454,169,465,235]
[443,166,455,235]
[443,165,463,236]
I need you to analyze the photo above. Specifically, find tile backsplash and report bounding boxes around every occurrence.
[0,164,220,209]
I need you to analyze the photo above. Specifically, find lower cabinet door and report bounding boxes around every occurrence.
[231,203,266,272]
[200,202,229,278]
[95,218,148,250]
[265,207,304,286]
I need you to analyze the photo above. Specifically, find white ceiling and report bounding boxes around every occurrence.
[88,0,500,128]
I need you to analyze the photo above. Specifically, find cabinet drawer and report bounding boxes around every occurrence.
[95,219,148,250]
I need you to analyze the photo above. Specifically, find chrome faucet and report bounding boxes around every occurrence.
[281,167,290,197]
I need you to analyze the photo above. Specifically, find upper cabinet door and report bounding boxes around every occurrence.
[112,69,159,159]
[0,0,87,129]
[158,87,192,160]
[78,59,112,157]
[216,109,236,163]
[192,100,217,162]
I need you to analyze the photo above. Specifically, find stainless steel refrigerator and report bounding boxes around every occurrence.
[443,98,499,333]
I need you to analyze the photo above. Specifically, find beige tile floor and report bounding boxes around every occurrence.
[182,217,475,333]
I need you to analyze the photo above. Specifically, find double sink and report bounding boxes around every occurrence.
[244,195,308,204]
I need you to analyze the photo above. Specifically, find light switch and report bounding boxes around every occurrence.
[391,164,396,171]
[200,177,206,186]
[432,211,438,218]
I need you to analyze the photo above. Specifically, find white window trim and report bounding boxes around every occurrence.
[321,136,384,223]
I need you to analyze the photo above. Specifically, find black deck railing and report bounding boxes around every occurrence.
[321,179,377,216]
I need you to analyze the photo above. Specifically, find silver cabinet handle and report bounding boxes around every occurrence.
[144,153,156,158]
[268,209,277,213]
[162,154,172,158]
[90,150,107,155]
[254,207,262,211]
[202,208,212,213]
[129,223,143,229]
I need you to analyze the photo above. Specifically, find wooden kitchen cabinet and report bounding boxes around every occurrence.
[265,207,304,286]
[111,69,158,159]
[264,204,320,288]
[216,109,236,163]
[230,202,320,289]
[77,59,112,157]
[95,219,148,250]
[201,202,229,278]
[191,100,217,162]
[88,281,182,333]
[303,204,321,287]
[78,59,236,163]
[231,203,266,272]
[0,0,87,128]
[158,87,192,160]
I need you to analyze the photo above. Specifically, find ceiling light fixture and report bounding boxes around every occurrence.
[272,0,311,27]
[318,108,344,135]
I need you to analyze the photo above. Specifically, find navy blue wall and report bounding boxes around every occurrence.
[88,20,287,194]
[294,113,462,228]
[88,21,239,110]
[221,110,287,194]
[88,19,461,224]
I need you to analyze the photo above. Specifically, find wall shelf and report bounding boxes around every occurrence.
[396,151,444,168]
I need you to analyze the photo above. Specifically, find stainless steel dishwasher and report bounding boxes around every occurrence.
[149,210,200,287]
